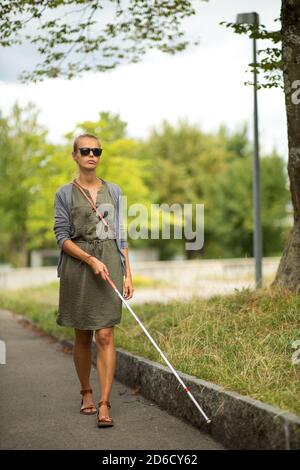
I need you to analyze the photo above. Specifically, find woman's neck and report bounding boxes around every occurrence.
[77,172,101,187]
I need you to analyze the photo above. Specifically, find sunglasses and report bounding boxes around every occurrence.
[78,147,103,157]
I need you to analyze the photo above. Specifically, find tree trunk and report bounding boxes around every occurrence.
[271,0,300,292]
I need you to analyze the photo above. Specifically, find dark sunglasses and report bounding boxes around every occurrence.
[78,147,103,157]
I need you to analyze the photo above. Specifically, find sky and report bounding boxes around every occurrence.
[0,0,286,158]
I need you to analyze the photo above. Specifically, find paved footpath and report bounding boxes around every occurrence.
[0,309,224,450]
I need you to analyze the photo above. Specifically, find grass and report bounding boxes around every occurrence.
[0,282,299,415]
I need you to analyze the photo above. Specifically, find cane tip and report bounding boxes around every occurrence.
[206,419,211,424]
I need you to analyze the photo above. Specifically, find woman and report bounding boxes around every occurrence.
[53,133,134,428]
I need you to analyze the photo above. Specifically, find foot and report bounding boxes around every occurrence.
[80,390,97,414]
[98,402,113,423]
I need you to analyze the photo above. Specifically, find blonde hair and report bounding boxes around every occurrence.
[73,133,101,153]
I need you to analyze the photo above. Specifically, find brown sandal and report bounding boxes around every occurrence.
[97,400,114,427]
[80,389,97,415]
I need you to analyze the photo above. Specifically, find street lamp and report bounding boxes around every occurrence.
[236,12,262,288]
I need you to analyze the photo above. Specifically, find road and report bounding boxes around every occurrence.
[0,308,224,450]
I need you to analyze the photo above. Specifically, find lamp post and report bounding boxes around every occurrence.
[236,12,262,288]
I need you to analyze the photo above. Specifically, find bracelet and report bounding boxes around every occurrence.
[83,254,93,263]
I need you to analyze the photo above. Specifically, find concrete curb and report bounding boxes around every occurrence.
[114,348,300,450]
[14,313,300,449]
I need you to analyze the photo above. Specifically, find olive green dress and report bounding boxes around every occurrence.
[56,181,124,330]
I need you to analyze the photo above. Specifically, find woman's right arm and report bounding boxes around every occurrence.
[62,240,110,280]
[54,191,109,280]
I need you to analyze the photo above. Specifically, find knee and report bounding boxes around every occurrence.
[74,329,93,347]
[95,328,113,347]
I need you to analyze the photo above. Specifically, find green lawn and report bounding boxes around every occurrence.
[0,282,299,415]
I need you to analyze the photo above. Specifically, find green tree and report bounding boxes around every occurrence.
[209,151,289,258]
[0,102,52,266]
[0,105,153,266]
[140,119,289,260]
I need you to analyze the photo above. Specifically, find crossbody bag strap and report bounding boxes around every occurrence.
[72,179,116,237]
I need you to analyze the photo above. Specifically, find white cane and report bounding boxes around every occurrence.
[105,275,211,424]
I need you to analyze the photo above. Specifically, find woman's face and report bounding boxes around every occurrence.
[72,137,102,171]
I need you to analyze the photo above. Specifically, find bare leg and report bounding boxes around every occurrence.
[95,326,115,421]
[73,328,96,413]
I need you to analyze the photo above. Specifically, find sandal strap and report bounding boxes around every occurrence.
[80,388,93,395]
[98,400,111,408]
[81,404,96,411]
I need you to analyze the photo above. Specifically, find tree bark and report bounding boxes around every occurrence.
[271,0,300,292]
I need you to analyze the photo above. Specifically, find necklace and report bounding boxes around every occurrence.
[74,176,103,191]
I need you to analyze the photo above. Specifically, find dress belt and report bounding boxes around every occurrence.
[74,239,115,243]
[74,239,116,256]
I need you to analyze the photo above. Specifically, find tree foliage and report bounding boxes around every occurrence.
[220,19,282,89]
[0,103,290,266]
[0,0,206,82]
[139,119,290,259]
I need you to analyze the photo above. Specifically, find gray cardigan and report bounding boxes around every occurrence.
[53,179,128,277]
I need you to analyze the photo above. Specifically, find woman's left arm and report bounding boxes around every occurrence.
[121,247,134,299]
[118,185,134,299]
